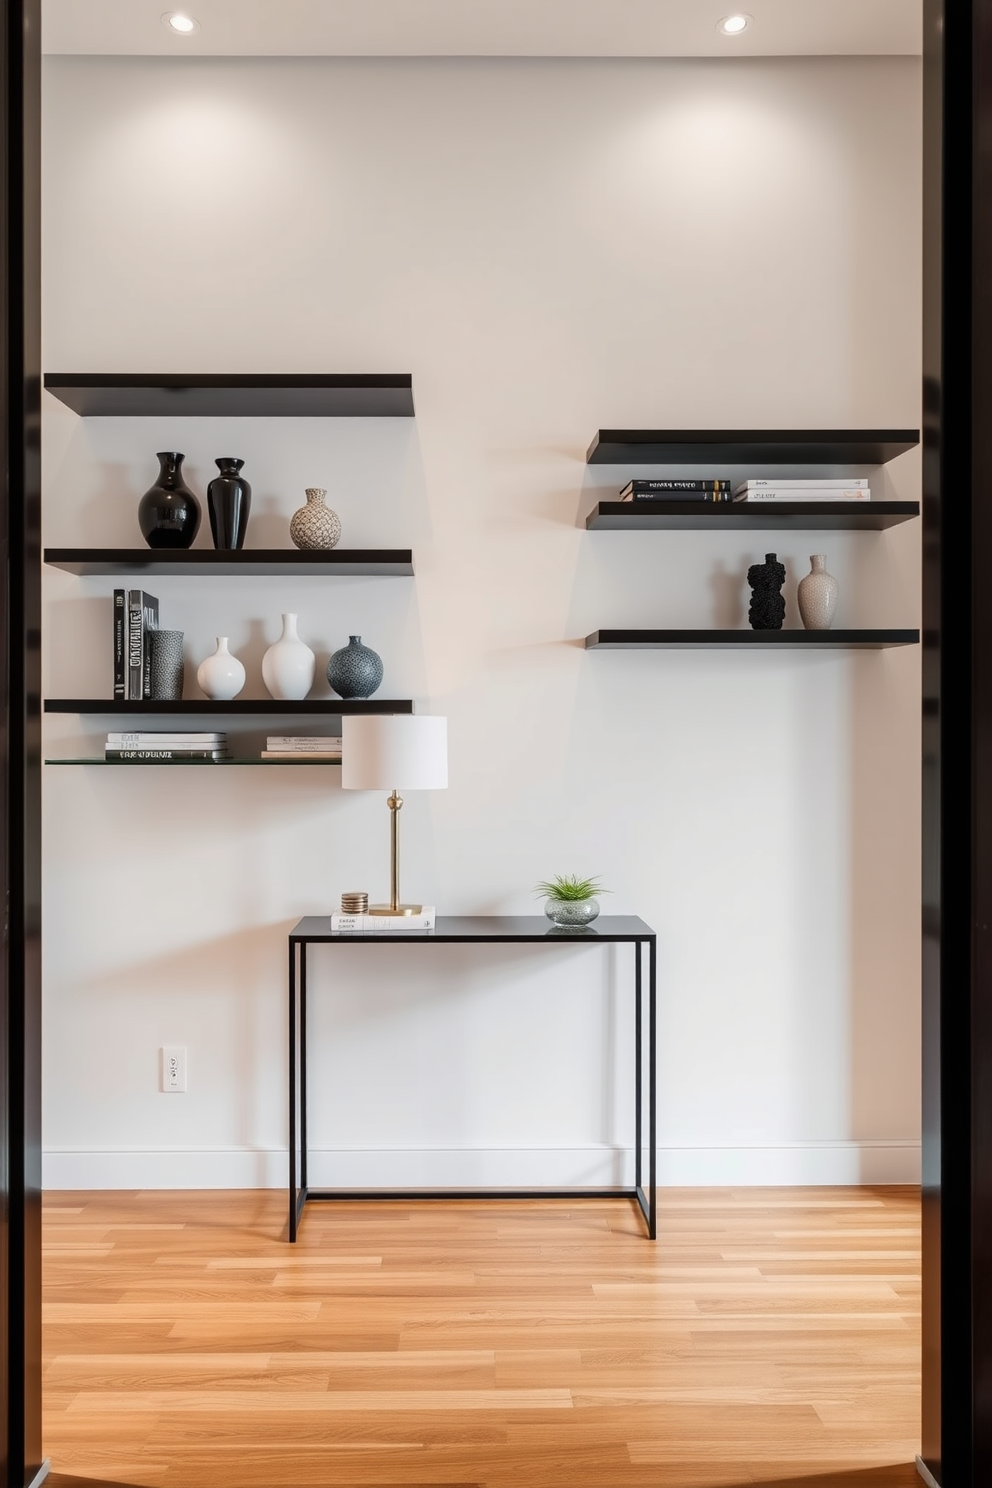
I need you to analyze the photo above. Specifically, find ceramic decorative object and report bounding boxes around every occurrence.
[149,629,185,700]
[290,488,341,550]
[747,552,786,630]
[326,635,383,699]
[207,457,252,550]
[797,554,839,631]
[544,898,600,928]
[262,613,316,701]
[138,451,201,549]
[196,637,246,700]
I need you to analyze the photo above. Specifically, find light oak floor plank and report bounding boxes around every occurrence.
[43,1187,920,1488]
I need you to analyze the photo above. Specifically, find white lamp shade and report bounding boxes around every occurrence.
[342,715,448,791]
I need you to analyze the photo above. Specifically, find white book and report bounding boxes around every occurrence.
[735,489,871,503]
[266,736,343,749]
[331,907,436,933]
[107,732,226,744]
[735,477,870,492]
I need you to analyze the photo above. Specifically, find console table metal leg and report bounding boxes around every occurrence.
[649,936,657,1240]
[300,944,309,1194]
[288,939,298,1242]
[634,941,642,1193]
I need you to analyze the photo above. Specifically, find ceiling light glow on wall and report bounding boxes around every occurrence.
[162,12,200,34]
[717,14,751,35]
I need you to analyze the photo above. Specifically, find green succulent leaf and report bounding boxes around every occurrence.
[534,874,610,901]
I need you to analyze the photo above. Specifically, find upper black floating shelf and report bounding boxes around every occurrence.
[44,548,414,578]
[585,430,920,465]
[586,501,919,532]
[43,374,415,418]
[44,699,414,716]
[585,629,919,650]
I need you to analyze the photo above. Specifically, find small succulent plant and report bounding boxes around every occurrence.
[534,874,609,902]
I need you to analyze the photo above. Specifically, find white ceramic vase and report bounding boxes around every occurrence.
[262,613,315,700]
[797,554,839,630]
[196,637,246,700]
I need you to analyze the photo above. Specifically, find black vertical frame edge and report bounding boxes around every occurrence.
[2,0,42,1482]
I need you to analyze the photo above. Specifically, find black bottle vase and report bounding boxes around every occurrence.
[138,452,201,549]
[207,457,252,550]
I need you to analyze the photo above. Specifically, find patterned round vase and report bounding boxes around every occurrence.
[797,554,839,631]
[149,629,185,701]
[196,638,246,701]
[207,457,251,550]
[544,898,600,928]
[138,451,201,549]
[261,613,315,701]
[326,635,383,699]
[290,488,341,550]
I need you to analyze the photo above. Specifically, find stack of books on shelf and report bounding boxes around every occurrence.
[104,732,229,762]
[619,479,732,502]
[261,736,343,762]
[330,906,436,933]
[734,478,871,502]
[114,588,159,700]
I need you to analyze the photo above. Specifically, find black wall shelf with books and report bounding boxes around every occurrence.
[45,758,344,767]
[43,373,415,418]
[44,699,414,716]
[585,501,919,531]
[585,430,921,466]
[584,629,920,650]
[45,549,415,578]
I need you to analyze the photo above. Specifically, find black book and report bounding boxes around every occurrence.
[105,749,228,761]
[126,590,159,700]
[113,589,126,699]
[619,478,731,498]
[626,491,733,503]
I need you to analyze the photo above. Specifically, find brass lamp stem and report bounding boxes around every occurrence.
[388,790,402,912]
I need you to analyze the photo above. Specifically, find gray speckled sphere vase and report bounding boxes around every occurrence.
[290,488,341,550]
[326,635,384,699]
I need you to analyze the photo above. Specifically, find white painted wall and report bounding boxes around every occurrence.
[41,55,922,1189]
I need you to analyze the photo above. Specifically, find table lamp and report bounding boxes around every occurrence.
[341,715,448,916]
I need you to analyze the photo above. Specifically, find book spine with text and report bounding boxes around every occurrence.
[621,479,731,496]
[142,593,160,698]
[105,749,227,761]
[736,478,870,492]
[113,589,126,699]
[127,590,143,700]
[331,909,436,932]
[735,490,871,503]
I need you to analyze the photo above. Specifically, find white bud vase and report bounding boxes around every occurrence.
[262,613,315,701]
[196,637,246,700]
[797,554,839,631]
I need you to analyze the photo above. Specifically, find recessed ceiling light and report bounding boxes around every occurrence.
[717,14,751,35]
[162,12,200,34]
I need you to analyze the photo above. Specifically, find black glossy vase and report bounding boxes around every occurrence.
[138,452,201,549]
[207,457,252,550]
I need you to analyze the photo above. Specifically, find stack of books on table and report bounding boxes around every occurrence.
[734,479,871,502]
[113,589,159,700]
[330,906,436,933]
[619,479,732,502]
[104,732,229,762]
[261,736,342,762]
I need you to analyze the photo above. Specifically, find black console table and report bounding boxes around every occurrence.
[287,915,657,1240]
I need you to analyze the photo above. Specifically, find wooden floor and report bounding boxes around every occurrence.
[43,1187,921,1488]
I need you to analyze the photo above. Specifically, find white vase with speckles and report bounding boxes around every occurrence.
[797,555,839,631]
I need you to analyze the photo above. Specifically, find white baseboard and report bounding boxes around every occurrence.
[26,1459,50,1488]
[43,1140,921,1190]
[916,1455,940,1488]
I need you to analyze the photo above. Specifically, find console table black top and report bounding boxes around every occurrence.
[290,914,655,943]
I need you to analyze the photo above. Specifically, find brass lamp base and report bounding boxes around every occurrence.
[368,903,423,917]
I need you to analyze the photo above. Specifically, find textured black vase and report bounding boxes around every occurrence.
[138,452,201,550]
[747,552,786,630]
[326,635,384,699]
[207,457,252,550]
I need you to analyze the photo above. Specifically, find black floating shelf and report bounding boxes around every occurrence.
[44,548,414,578]
[43,374,414,419]
[585,629,920,650]
[585,430,920,466]
[43,699,414,716]
[586,501,919,532]
[45,758,342,767]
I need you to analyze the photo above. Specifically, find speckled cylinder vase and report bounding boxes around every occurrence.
[149,629,185,700]
[797,554,839,630]
[290,488,341,550]
[326,635,383,699]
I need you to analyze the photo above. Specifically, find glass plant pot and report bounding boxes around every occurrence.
[544,897,600,928]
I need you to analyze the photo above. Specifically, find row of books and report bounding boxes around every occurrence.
[330,906,437,933]
[114,589,159,699]
[105,732,228,761]
[262,736,342,761]
[619,478,872,503]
